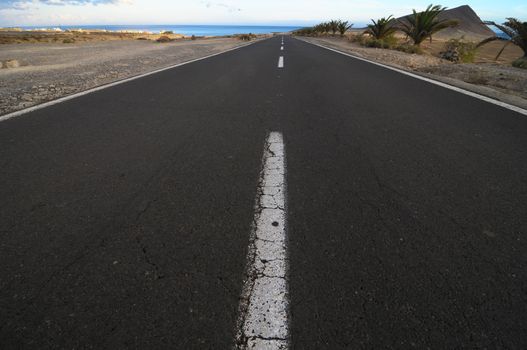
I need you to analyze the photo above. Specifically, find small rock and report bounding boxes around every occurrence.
[21,94,33,101]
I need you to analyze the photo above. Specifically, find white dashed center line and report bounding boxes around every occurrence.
[236,132,289,350]
[278,56,284,68]
[281,46,284,51]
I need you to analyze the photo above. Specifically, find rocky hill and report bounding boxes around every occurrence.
[398,5,495,40]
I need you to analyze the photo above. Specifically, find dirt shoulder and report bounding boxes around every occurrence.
[0,36,264,116]
[299,36,527,110]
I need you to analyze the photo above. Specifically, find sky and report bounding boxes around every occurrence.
[0,0,526,27]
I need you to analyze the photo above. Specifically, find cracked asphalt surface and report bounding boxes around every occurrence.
[1,36,527,348]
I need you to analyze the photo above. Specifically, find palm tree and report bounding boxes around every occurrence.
[398,4,458,46]
[480,18,527,68]
[365,16,397,40]
[337,21,353,36]
[329,20,339,35]
[315,22,330,35]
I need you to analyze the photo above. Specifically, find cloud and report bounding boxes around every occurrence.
[201,1,241,13]
[0,0,132,9]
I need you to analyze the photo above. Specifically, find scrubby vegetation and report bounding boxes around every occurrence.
[293,4,457,53]
[357,34,398,49]
[292,4,526,68]
[394,44,423,54]
[156,35,172,43]
[156,35,174,43]
[238,33,256,41]
[441,38,477,62]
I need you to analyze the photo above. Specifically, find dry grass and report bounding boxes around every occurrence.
[0,31,186,45]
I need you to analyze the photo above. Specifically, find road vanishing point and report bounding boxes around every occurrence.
[1,36,527,349]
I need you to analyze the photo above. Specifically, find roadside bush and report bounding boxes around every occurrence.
[362,35,398,49]
[238,33,256,41]
[364,38,389,48]
[440,38,477,63]
[293,27,316,36]
[395,44,423,54]
[62,38,75,44]
[348,33,365,44]
[512,57,527,69]
[191,35,196,40]
[156,35,172,43]
[161,30,173,34]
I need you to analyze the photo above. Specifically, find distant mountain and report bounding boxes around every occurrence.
[397,5,495,40]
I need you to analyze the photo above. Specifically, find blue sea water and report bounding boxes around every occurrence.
[495,31,510,39]
[16,25,302,36]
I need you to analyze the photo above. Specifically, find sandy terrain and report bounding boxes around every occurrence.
[0,30,186,44]
[0,37,261,115]
[300,36,527,110]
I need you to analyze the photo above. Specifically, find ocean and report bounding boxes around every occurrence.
[15,25,302,36]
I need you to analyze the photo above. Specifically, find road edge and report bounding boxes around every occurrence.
[0,38,267,123]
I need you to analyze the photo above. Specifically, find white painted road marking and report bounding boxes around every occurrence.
[281,46,284,51]
[297,38,527,117]
[278,56,284,68]
[236,132,289,349]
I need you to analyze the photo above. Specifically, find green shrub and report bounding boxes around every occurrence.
[161,30,173,34]
[348,33,365,43]
[359,34,397,49]
[364,38,389,48]
[62,38,75,44]
[395,44,423,54]
[293,27,316,36]
[441,38,477,63]
[512,57,527,69]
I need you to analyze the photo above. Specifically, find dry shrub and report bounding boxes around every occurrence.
[156,35,172,43]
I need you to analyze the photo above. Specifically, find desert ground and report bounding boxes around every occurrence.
[0,29,187,44]
[0,35,264,115]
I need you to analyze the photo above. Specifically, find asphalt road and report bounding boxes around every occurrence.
[1,36,527,349]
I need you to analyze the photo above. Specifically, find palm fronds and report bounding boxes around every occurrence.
[483,19,527,58]
[337,21,353,36]
[398,4,458,46]
[365,15,397,40]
